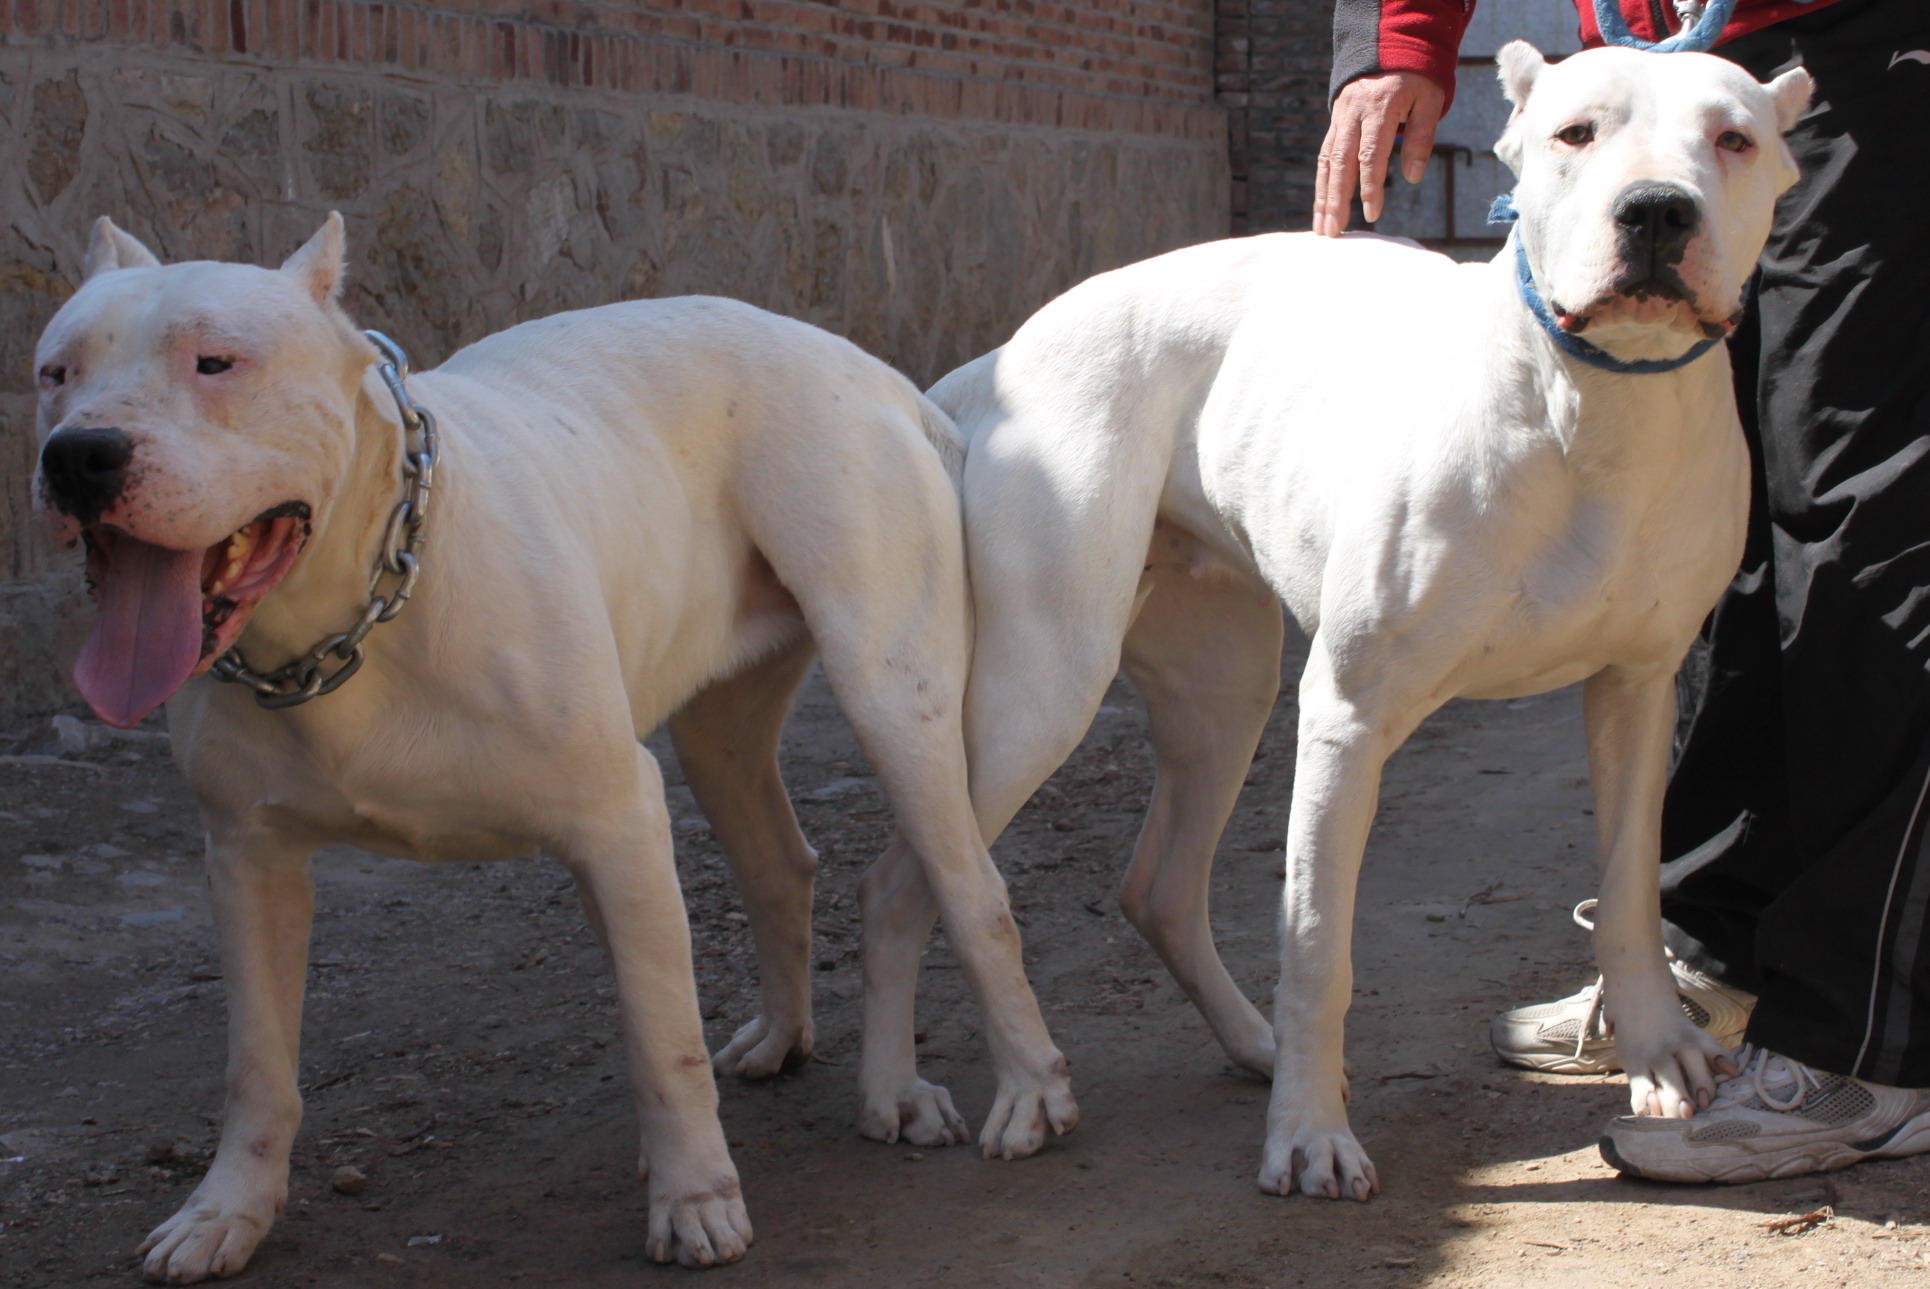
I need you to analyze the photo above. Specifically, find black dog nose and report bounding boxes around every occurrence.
[1612,182,1700,268]
[40,427,134,519]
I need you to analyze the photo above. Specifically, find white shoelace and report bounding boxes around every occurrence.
[1711,1043,1821,1112]
[1570,900,1610,1061]
[1561,899,1705,1062]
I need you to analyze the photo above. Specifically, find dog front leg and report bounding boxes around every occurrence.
[139,831,313,1284]
[560,745,751,1268]
[1260,654,1404,1202]
[1584,665,1736,1118]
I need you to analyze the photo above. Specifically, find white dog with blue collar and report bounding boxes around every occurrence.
[854,41,1813,1202]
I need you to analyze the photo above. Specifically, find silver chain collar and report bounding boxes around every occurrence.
[209,330,440,710]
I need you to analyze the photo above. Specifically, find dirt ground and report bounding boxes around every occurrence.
[6,633,1930,1289]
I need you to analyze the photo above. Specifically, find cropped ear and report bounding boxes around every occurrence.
[280,212,347,306]
[1764,66,1814,133]
[84,216,162,281]
[1496,41,1547,110]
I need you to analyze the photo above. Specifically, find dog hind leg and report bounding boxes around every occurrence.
[854,837,968,1146]
[669,636,822,1079]
[843,401,1175,1157]
[1118,560,1285,1077]
[139,831,314,1285]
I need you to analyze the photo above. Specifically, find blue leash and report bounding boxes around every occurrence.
[1592,0,1737,54]
[1592,0,1821,54]
[1487,192,1720,375]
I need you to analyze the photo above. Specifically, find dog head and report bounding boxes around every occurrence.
[1494,43,1811,362]
[33,215,376,727]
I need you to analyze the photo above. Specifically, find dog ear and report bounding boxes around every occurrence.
[1763,66,1813,133]
[1496,41,1546,110]
[83,217,162,281]
[280,212,348,306]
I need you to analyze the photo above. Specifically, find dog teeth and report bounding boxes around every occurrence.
[207,527,256,595]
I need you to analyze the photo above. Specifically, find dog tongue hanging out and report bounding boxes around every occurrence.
[35,217,337,727]
[68,511,309,726]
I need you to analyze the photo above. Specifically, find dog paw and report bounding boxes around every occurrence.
[1622,1017,1734,1119]
[977,1058,1078,1161]
[137,1191,278,1284]
[858,1076,969,1147]
[711,1014,812,1080]
[1258,1124,1379,1201]
[645,1175,753,1269]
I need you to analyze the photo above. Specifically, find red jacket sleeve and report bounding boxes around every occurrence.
[1330,0,1475,107]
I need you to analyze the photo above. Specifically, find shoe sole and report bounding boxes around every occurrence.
[1600,1110,1930,1184]
[1493,1025,1749,1078]
[1495,1047,1621,1076]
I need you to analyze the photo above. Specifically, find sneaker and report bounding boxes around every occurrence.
[1600,1044,1930,1183]
[1489,900,1754,1074]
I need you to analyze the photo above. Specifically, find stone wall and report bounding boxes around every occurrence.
[0,2,1229,722]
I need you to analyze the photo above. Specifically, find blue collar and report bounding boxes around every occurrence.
[1488,192,1720,376]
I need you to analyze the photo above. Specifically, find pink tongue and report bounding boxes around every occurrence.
[74,537,207,729]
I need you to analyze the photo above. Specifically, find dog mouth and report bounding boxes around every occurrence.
[74,502,311,728]
[1548,284,1740,340]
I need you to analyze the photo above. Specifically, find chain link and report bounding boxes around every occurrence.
[209,330,439,709]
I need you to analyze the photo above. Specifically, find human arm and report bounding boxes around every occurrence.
[1312,0,1472,236]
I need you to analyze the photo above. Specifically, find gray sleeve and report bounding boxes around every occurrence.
[1331,0,1387,104]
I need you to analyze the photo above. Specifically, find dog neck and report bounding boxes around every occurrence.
[1482,249,1739,471]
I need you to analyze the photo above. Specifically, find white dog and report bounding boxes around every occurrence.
[32,218,1074,1281]
[854,43,1812,1201]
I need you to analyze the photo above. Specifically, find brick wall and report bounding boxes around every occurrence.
[0,1,1229,721]
[1218,0,1334,234]
[7,1,1221,135]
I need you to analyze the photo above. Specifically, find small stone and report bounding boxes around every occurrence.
[48,714,91,757]
[331,1165,368,1196]
[144,1139,177,1164]
[1426,912,1447,923]
[376,1252,403,1264]
[905,1152,924,1162]
[406,1233,442,1247]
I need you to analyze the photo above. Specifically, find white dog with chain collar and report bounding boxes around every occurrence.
[31,215,1075,1281]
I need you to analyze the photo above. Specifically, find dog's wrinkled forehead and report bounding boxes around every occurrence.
[1496,44,1803,183]
[41,262,337,376]
[38,214,359,387]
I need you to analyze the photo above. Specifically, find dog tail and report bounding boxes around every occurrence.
[912,392,967,490]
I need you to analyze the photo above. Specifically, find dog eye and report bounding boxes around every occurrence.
[1716,130,1754,153]
[1554,123,1595,147]
[38,364,66,388]
[196,355,234,375]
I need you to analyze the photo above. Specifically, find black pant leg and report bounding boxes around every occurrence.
[1657,0,1930,1081]
[1658,289,1790,994]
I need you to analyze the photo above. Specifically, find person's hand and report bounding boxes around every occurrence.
[1312,72,1448,237]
